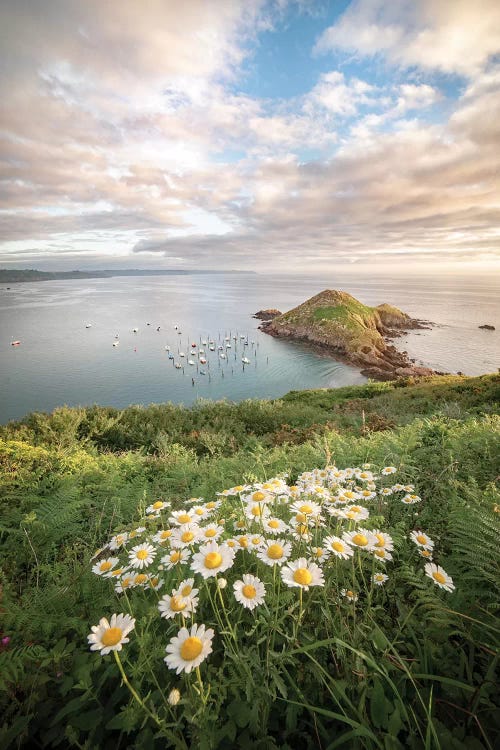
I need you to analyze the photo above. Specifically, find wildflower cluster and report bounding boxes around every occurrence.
[88,464,456,684]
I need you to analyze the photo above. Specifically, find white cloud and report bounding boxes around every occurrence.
[315,0,500,77]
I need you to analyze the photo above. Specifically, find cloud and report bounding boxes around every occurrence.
[315,0,500,77]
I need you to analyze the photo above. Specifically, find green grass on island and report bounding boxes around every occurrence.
[1,374,499,749]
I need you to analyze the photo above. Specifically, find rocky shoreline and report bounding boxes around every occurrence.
[256,290,437,381]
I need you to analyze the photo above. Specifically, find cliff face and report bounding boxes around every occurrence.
[261,290,434,380]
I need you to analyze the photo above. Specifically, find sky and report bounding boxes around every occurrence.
[0,0,499,273]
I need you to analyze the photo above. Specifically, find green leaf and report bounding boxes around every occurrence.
[370,678,389,730]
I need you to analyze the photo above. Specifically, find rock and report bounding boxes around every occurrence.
[261,289,439,382]
[479,324,495,330]
[253,308,282,321]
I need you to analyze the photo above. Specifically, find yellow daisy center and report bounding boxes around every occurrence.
[100,561,112,572]
[432,571,446,584]
[178,514,192,524]
[170,595,187,612]
[268,520,280,529]
[150,577,159,587]
[421,550,432,558]
[374,549,386,558]
[314,549,324,558]
[295,513,307,522]
[160,530,172,539]
[251,537,261,545]
[267,544,284,560]
[299,504,313,514]
[121,577,132,588]
[205,529,217,538]
[153,501,163,510]
[129,531,137,538]
[375,534,386,547]
[102,627,123,646]
[111,568,123,577]
[234,485,243,491]
[206,502,216,509]
[290,486,298,492]
[181,531,195,543]
[352,534,369,547]
[293,568,312,586]
[195,509,204,516]
[136,549,149,560]
[332,541,344,552]
[181,585,192,596]
[180,637,203,661]
[346,590,354,598]
[416,534,428,545]
[242,584,257,599]
[252,491,266,502]
[204,552,222,569]
[238,537,248,548]
[134,574,148,584]
[236,520,246,528]
[262,483,272,490]
[170,551,181,563]
[251,505,262,516]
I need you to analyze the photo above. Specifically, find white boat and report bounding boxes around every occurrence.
[132,327,138,333]
[209,346,215,351]
[165,345,170,351]
[199,349,205,354]
[226,343,231,348]
[85,324,92,328]
[202,340,207,345]
[242,357,250,364]
[175,363,182,369]
[179,352,185,357]
[188,360,195,365]
[199,357,207,364]
[113,342,119,347]
[220,353,226,359]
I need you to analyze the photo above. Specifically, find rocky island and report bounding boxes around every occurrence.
[258,289,435,380]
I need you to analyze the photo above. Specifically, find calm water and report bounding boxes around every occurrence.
[0,272,498,424]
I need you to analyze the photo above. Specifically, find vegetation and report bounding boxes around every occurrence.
[0,373,499,749]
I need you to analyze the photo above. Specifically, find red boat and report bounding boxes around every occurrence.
[11,341,21,346]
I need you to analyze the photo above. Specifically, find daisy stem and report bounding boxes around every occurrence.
[195,666,207,707]
[114,650,164,731]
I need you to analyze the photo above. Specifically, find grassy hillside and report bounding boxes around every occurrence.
[0,374,499,749]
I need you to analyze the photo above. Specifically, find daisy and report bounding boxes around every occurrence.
[164,624,214,674]
[341,589,358,603]
[154,528,174,545]
[372,530,394,552]
[262,517,289,535]
[173,577,199,602]
[114,574,134,593]
[199,523,224,542]
[191,505,209,521]
[249,534,264,548]
[310,546,329,563]
[424,563,455,592]
[233,574,266,611]
[373,573,388,586]
[171,523,201,548]
[128,543,156,569]
[203,500,221,513]
[379,487,393,497]
[88,613,135,655]
[402,494,422,505]
[169,510,195,526]
[356,470,374,482]
[146,575,164,590]
[289,520,313,543]
[403,485,415,492]
[290,500,323,519]
[343,529,377,551]
[244,502,270,522]
[191,541,235,579]
[419,549,433,560]
[235,534,250,549]
[343,505,370,522]
[128,527,147,540]
[158,592,198,619]
[161,548,191,570]
[146,500,168,515]
[281,558,325,591]
[358,489,377,501]
[381,466,397,476]
[131,573,149,587]
[323,535,354,560]
[257,539,292,567]
[372,548,393,563]
[92,557,119,576]
[109,532,128,551]
[410,530,434,550]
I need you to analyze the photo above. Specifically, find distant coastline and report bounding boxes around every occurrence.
[0,268,256,284]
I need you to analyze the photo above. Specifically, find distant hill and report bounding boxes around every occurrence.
[261,288,434,380]
[0,268,255,283]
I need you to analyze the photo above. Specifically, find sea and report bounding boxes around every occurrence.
[0,272,498,424]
